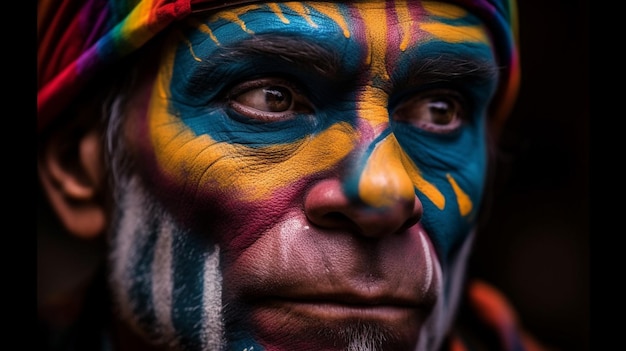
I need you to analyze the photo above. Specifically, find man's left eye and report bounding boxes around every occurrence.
[227,78,314,121]
[393,90,467,134]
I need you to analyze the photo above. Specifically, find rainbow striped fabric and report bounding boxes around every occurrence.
[37,0,519,133]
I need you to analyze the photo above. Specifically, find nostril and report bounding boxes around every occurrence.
[350,203,416,237]
[304,179,423,238]
[325,212,347,222]
[396,210,421,234]
[314,211,360,232]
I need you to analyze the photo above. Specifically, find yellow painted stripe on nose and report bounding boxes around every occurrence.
[446,173,473,216]
[358,135,448,211]
[359,86,392,128]
[359,135,415,208]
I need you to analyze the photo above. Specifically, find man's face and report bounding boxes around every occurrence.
[109,1,499,350]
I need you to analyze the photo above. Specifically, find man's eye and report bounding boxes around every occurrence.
[393,91,466,133]
[227,78,313,121]
[235,85,292,112]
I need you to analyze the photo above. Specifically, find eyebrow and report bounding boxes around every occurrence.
[187,34,499,95]
[194,34,343,79]
[398,53,500,89]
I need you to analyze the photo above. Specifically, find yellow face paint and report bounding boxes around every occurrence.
[267,3,291,24]
[358,134,414,208]
[354,2,391,81]
[446,173,473,216]
[283,2,319,28]
[144,0,491,218]
[213,5,261,34]
[421,2,490,43]
[402,152,446,210]
[309,3,351,38]
[395,0,413,51]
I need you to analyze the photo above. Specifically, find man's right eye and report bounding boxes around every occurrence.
[236,85,293,112]
[227,78,314,122]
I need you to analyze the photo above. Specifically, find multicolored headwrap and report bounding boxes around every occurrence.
[37,0,519,134]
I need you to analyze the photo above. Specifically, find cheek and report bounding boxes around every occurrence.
[143,114,354,203]
[131,81,359,260]
[394,124,488,262]
[107,177,225,348]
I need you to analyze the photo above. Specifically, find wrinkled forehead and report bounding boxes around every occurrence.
[174,1,495,67]
[191,0,490,16]
[163,1,497,99]
[185,1,490,36]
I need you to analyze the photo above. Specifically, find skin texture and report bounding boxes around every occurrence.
[104,1,499,350]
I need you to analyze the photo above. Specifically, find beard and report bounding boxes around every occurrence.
[332,323,396,351]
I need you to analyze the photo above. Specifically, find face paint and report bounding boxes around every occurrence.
[108,176,224,350]
[117,1,499,350]
[143,0,497,261]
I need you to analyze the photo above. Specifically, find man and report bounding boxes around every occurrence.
[37,0,543,350]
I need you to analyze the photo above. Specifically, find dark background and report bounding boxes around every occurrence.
[469,0,589,350]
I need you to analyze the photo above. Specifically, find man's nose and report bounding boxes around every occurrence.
[304,135,423,238]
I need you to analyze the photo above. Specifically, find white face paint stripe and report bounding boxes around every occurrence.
[152,217,176,342]
[110,176,150,324]
[419,228,433,296]
[414,230,474,351]
[202,245,224,350]
[111,175,226,348]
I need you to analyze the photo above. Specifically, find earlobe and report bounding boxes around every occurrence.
[38,128,107,239]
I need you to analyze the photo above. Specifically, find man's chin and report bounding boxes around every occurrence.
[235,320,419,351]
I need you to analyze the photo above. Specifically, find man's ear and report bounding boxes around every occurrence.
[38,125,107,239]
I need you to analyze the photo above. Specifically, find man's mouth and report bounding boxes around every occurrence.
[236,291,431,351]
[253,293,425,322]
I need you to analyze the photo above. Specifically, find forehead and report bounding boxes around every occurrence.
[182,1,493,50]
